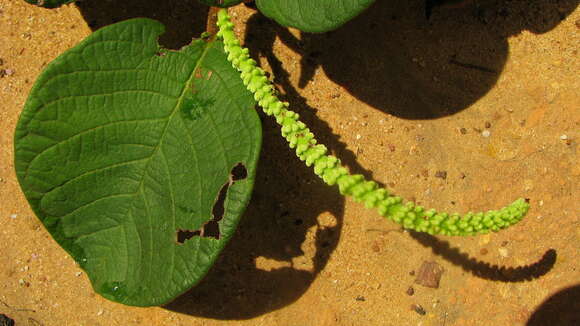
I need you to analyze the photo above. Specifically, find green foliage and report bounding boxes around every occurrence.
[255,0,376,32]
[14,0,533,307]
[217,8,530,236]
[24,0,74,8]
[14,18,262,306]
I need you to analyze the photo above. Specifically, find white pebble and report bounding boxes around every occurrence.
[10,214,17,219]
[356,134,362,140]
[481,130,491,138]
[498,248,509,258]
[97,309,104,316]
[75,271,82,277]
[560,134,568,140]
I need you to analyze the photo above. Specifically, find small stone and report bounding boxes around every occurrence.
[387,144,396,152]
[356,134,362,140]
[481,130,491,138]
[434,171,447,180]
[411,304,426,316]
[18,279,25,286]
[97,309,104,316]
[498,247,509,258]
[485,121,492,128]
[479,234,491,245]
[480,248,488,255]
[459,127,467,134]
[560,134,568,140]
[9,214,17,219]
[414,261,444,288]
[75,271,82,277]
[355,295,366,301]
[406,286,415,296]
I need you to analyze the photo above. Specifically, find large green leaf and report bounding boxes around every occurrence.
[256,0,375,32]
[24,0,75,8]
[14,19,262,306]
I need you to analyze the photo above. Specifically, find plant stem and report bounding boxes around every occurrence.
[216,9,529,236]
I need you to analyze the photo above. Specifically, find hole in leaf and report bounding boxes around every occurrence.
[231,162,247,181]
[204,183,230,230]
[176,163,248,243]
[177,229,200,244]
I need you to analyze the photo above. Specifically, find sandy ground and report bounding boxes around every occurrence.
[1,0,579,325]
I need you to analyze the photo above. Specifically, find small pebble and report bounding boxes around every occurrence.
[481,130,491,138]
[414,261,444,288]
[560,134,568,140]
[459,127,467,134]
[411,304,427,316]
[485,121,492,128]
[75,271,82,277]
[356,134,362,140]
[434,171,447,180]
[406,286,415,296]
[355,295,366,301]
[97,309,104,316]
[10,214,17,219]
[498,247,509,258]
[480,248,488,255]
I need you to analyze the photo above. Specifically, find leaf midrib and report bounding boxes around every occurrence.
[121,40,214,295]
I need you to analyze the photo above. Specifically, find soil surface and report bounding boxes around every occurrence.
[1,1,579,325]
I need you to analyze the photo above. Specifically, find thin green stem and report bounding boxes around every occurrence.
[216,9,529,236]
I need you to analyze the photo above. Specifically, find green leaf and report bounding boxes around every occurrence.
[256,0,375,33]
[24,0,75,8]
[14,19,262,306]
[197,0,243,8]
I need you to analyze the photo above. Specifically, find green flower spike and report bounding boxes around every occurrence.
[216,9,529,236]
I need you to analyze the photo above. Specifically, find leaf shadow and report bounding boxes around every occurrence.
[163,115,348,319]
[527,284,580,326]
[75,0,209,49]
[244,0,579,119]
[408,231,557,282]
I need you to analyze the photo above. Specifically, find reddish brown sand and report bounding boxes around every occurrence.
[1,1,578,325]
